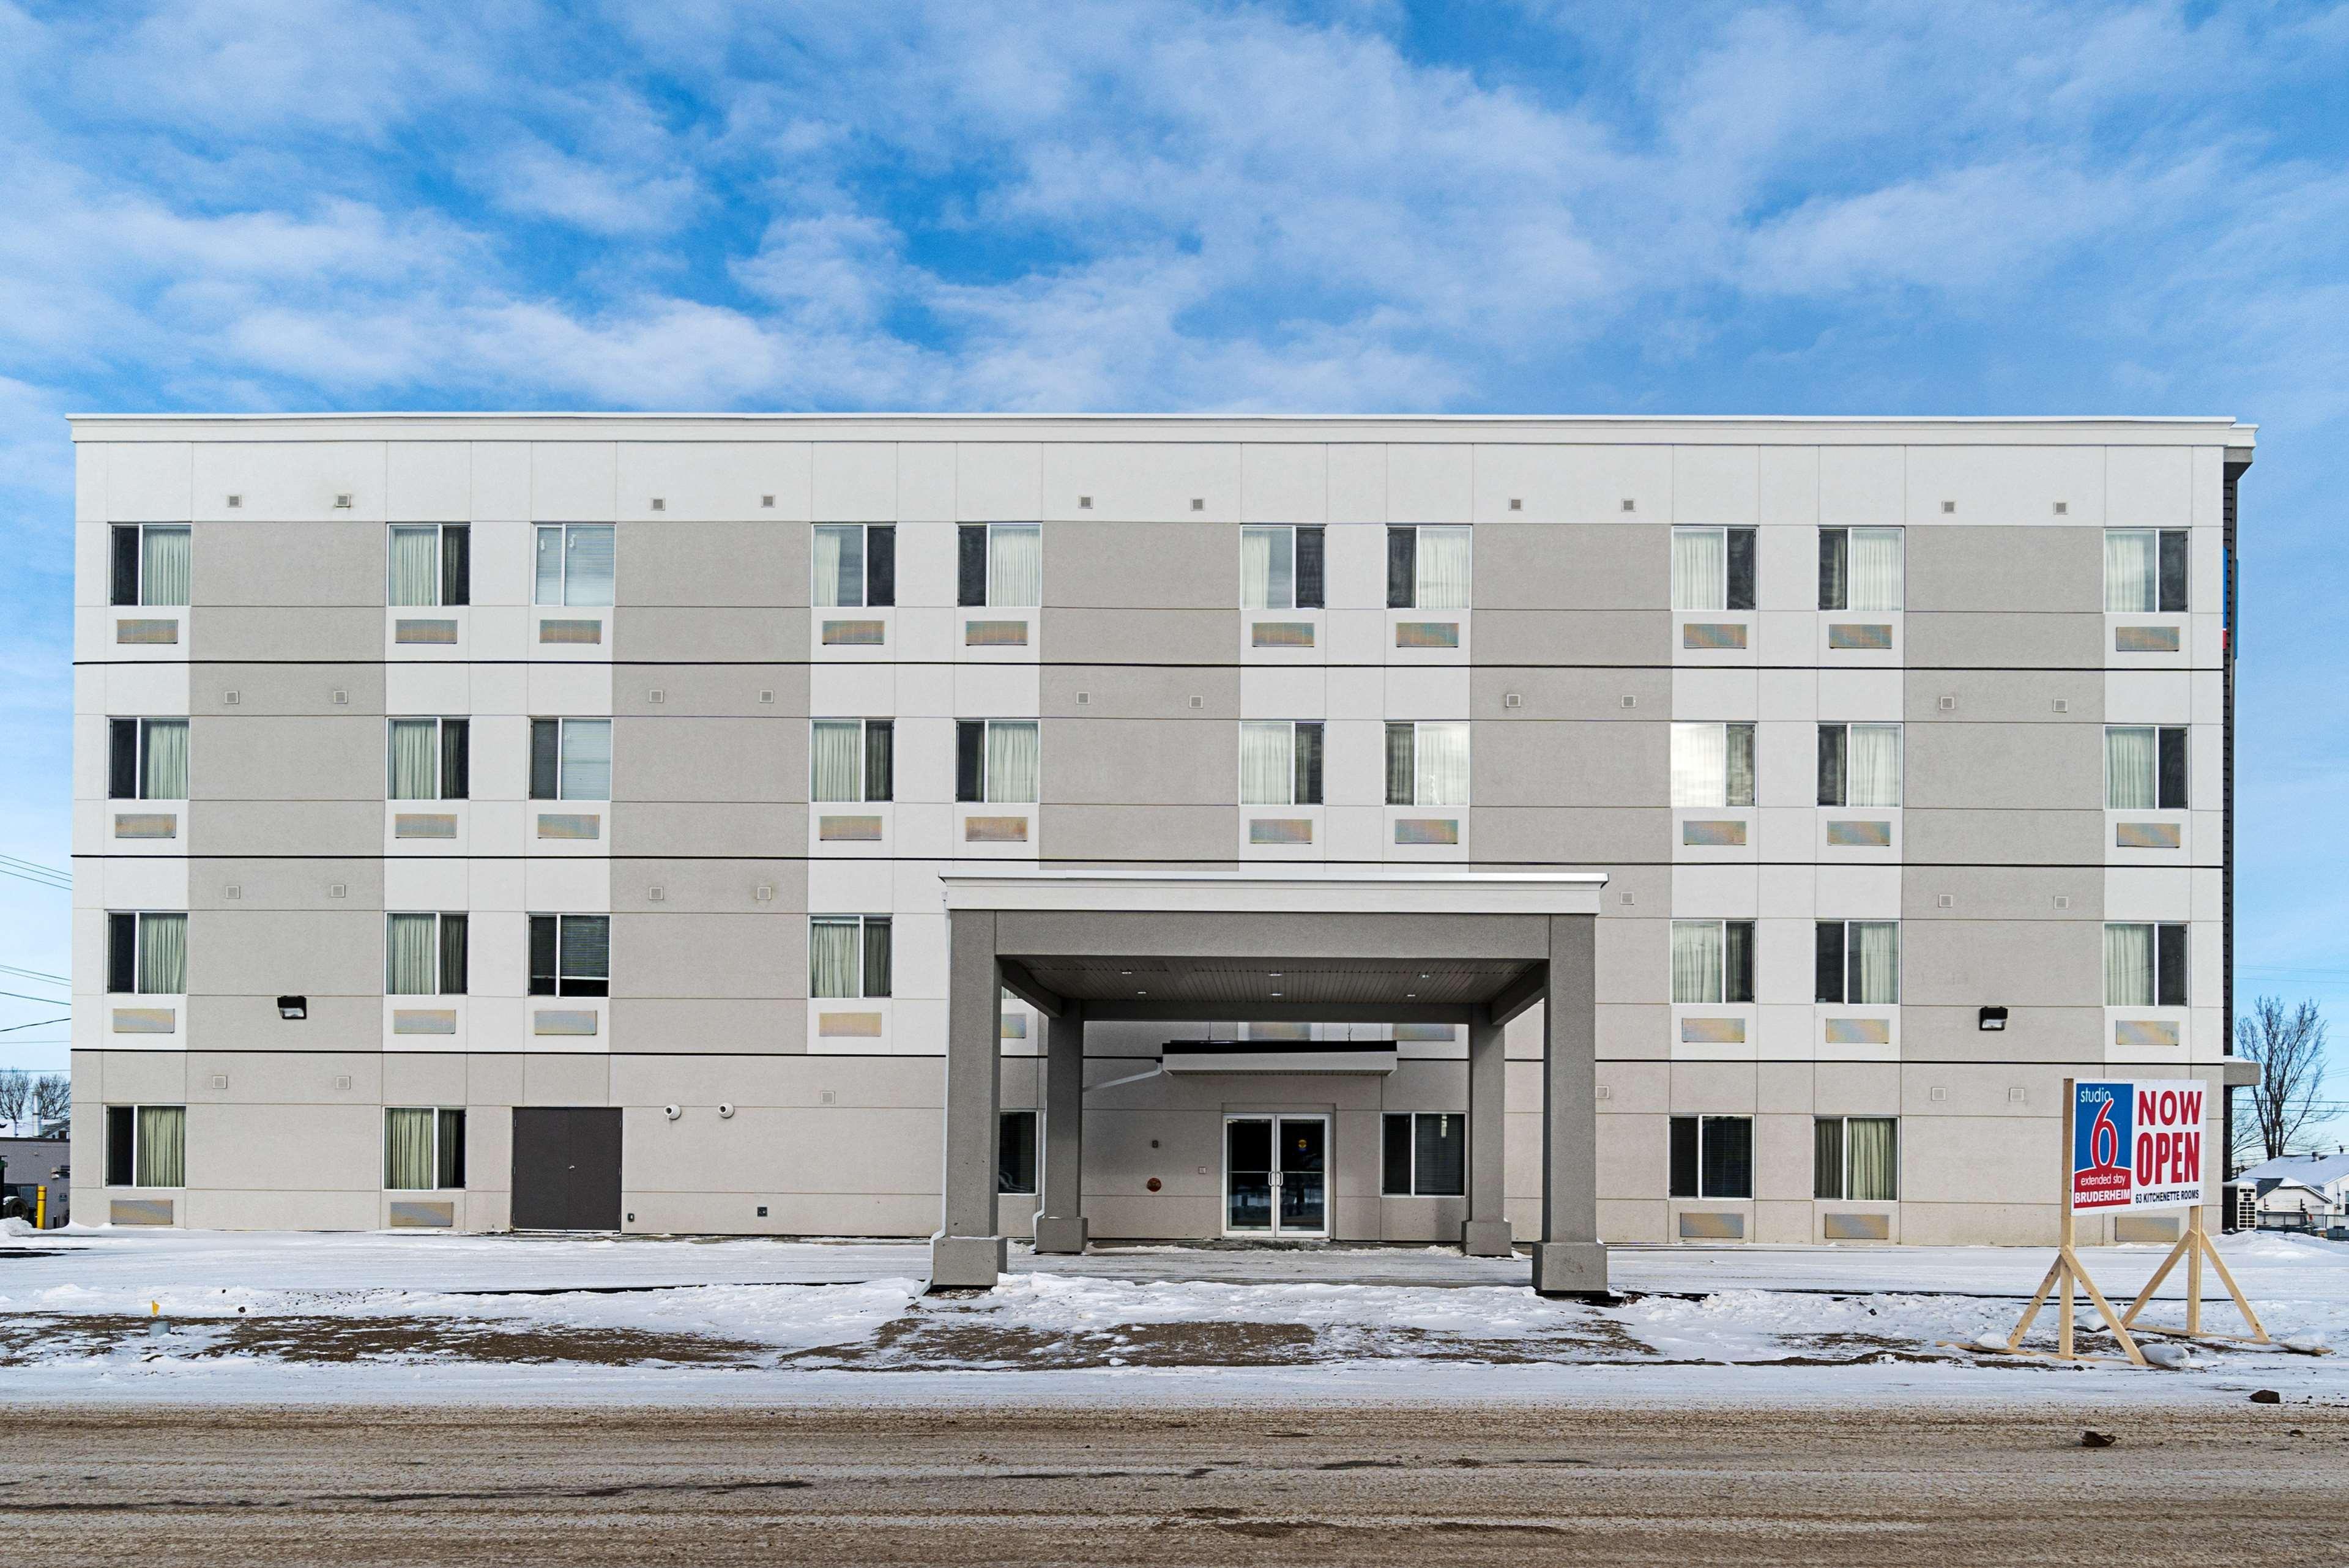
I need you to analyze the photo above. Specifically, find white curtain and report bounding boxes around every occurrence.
[810,721,863,802]
[534,526,564,604]
[1671,529,1725,611]
[989,524,1041,607]
[138,912,186,994]
[810,918,861,998]
[562,524,615,606]
[1671,921,1723,1004]
[1241,527,1292,610]
[143,719,188,800]
[1239,721,1294,805]
[386,913,437,995]
[1849,528,1904,611]
[560,719,612,800]
[388,719,438,800]
[2105,530,2157,612]
[384,1107,436,1190]
[1415,721,1470,806]
[137,1105,185,1187]
[1847,724,1900,807]
[987,720,1039,803]
[2104,923,2153,1005]
[388,527,439,607]
[811,526,850,608]
[141,526,190,607]
[2106,727,2156,809]
[1846,1118,1898,1201]
[1671,722,1725,807]
[1415,527,1472,610]
[1851,922,1899,1005]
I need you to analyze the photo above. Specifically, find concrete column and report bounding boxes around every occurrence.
[928,908,1007,1290]
[1533,915,1609,1296]
[1033,1007,1089,1254]
[1461,1018,1513,1256]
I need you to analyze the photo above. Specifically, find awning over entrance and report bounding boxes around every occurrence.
[930,869,1611,1297]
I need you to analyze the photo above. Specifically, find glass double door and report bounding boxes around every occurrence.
[1224,1114,1328,1238]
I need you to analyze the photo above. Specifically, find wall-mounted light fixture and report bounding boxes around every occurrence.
[277,995,307,1020]
[1978,1005,2009,1032]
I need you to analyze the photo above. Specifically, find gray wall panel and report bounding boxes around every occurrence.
[1903,809,2105,865]
[1473,611,1670,666]
[185,995,382,1052]
[185,910,386,997]
[1041,608,1237,664]
[1040,718,1237,805]
[1900,867,2102,923]
[1905,612,2103,669]
[608,1000,808,1053]
[614,608,806,664]
[609,912,800,1000]
[1904,719,2101,811]
[1041,666,1240,720]
[1903,670,2102,724]
[1473,721,1664,808]
[1467,806,1672,866]
[187,801,385,858]
[614,665,807,718]
[617,521,806,608]
[612,717,800,803]
[189,717,384,801]
[1908,526,2101,614]
[188,855,384,911]
[1042,520,1234,608]
[191,521,385,607]
[1473,523,1666,611]
[1038,804,1237,864]
[190,607,383,663]
[1470,667,1671,721]
[608,846,806,902]
[1904,917,2102,1008]
[191,664,386,717]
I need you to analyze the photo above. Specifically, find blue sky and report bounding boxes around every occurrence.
[1,1,2345,1096]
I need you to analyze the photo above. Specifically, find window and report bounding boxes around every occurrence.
[1671,920,1755,1004]
[812,523,895,608]
[811,719,895,803]
[2106,529,2189,613]
[384,1107,467,1191]
[1819,527,1904,611]
[532,523,615,607]
[1814,921,1900,1005]
[955,719,1039,803]
[386,913,468,996]
[1240,721,1323,806]
[1814,1116,1898,1202]
[1669,1115,1752,1200]
[1380,1112,1465,1196]
[1816,723,1900,808]
[105,912,186,995]
[1670,722,1756,808]
[527,914,609,998]
[1672,527,1756,611]
[1242,525,1325,611]
[1383,721,1469,807]
[110,524,190,608]
[958,523,1041,608]
[2105,922,2187,1007]
[388,524,470,607]
[2106,726,2187,810]
[104,1104,185,1187]
[107,718,188,800]
[529,718,611,800]
[1385,525,1472,610]
[810,915,892,999]
[998,1110,1038,1195]
[388,717,469,800]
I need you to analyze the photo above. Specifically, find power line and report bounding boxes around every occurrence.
[0,857,70,892]
[0,1017,67,1033]
[0,990,67,1006]
[0,963,67,985]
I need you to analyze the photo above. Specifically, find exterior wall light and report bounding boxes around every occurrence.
[276,995,307,1020]
[1978,1006,2008,1031]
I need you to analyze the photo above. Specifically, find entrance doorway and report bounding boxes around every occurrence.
[1224,1114,1329,1238]
[510,1107,623,1230]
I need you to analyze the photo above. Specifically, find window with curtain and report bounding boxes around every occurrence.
[811,524,895,608]
[108,718,188,800]
[107,524,190,608]
[106,911,187,995]
[2105,528,2189,613]
[2106,726,2187,810]
[810,718,894,803]
[958,523,1041,607]
[1815,1116,1898,1201]
[1380,1112,1465,1196]
[528,914,609,997]
[1670,919,1755,1005]
[1240,721,1294,805]
[1818,527,1903,611]
[387,718,468,800]
[533,523,616,606]
[133,1104,186,1188]
[998,1110,1038,1195]
[1670,722,1756,808]
[1240,525,1324,611]
[1816,723,1900,808]
[1385,526,1473,609]
[1382,722,1468,806]
[2105,921,2187,1007]
[1815,921,1899,1005]
[388,526,472,608]
[529,718,612,800]
[1669,1115,1752,1199]
[384,1107,467,1191]
[1672,527,1755,611]
[386,913,467,996]
[955,720,1039,803]
[810,915,892,999]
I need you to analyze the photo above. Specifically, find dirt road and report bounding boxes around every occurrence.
[4,1402,2342,1566]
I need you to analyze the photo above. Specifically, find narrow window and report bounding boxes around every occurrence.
[2157,529,2189,612]
[389,526,441,607]
[1699,1115,1754,1199]
[1819,527,1848,611]
[1294,721,1323,806]
[2155,922,2188,1007]
[810,915,891,999]
[955,719,984,803]
[863,719,894,802]
[110,525,142,607]
[811,524,866,608]
[997,1110,1038,1195]
[1295,526,1325,609]
[1669,1115,1700,1198]
[1385,526,1416,609]
[2157,726,2189,809]
[437,1107,467,1189]
[439,718,469,800]
[530,914,609,998]
[1241,526,1297,610]
[1240,721,1298,806]
[1384,722,1414,806]
[811,720,864,803]
[957,524,988,607]
[1812,1117,1844,1201]
[106,912,136,995]
[106,1104,136,1185]
[1817,723,1846,807]
[534,524,615,608]
[109,718,140,800]
[441,525,470,606]
[1814,921,1846,1005]
[1670,722,1756,808]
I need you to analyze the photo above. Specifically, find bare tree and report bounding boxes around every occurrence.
[2233,996,2329,1166]
[0,1070,27,1130]
[31,1073,70,1126]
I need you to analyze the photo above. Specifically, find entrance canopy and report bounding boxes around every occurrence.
[929,869,1612,1296]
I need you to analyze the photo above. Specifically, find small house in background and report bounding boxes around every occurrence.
[0,1132,72,1226]
[2228,1150,2349,1239]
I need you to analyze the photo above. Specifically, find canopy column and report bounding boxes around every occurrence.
[1461,1018,1513,1256]
[1533,914,1608,1296]
[1033,1007,1089,1254]
[929,908,1006,1290]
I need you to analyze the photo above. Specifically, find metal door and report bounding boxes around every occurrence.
[510,1107,623,1230]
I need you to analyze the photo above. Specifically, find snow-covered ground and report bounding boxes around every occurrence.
[1,1225,2342,1406]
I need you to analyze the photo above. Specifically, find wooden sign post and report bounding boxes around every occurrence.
[2001,1079,2147,1365]
[2118,1203,2271,1347]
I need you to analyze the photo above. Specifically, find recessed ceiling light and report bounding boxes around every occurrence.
[1136,989,1147,996]
[1120,970,1133,976]
[1419,973,1431,980]
[1407,992,1417,998]
[1269,972,1282,978]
